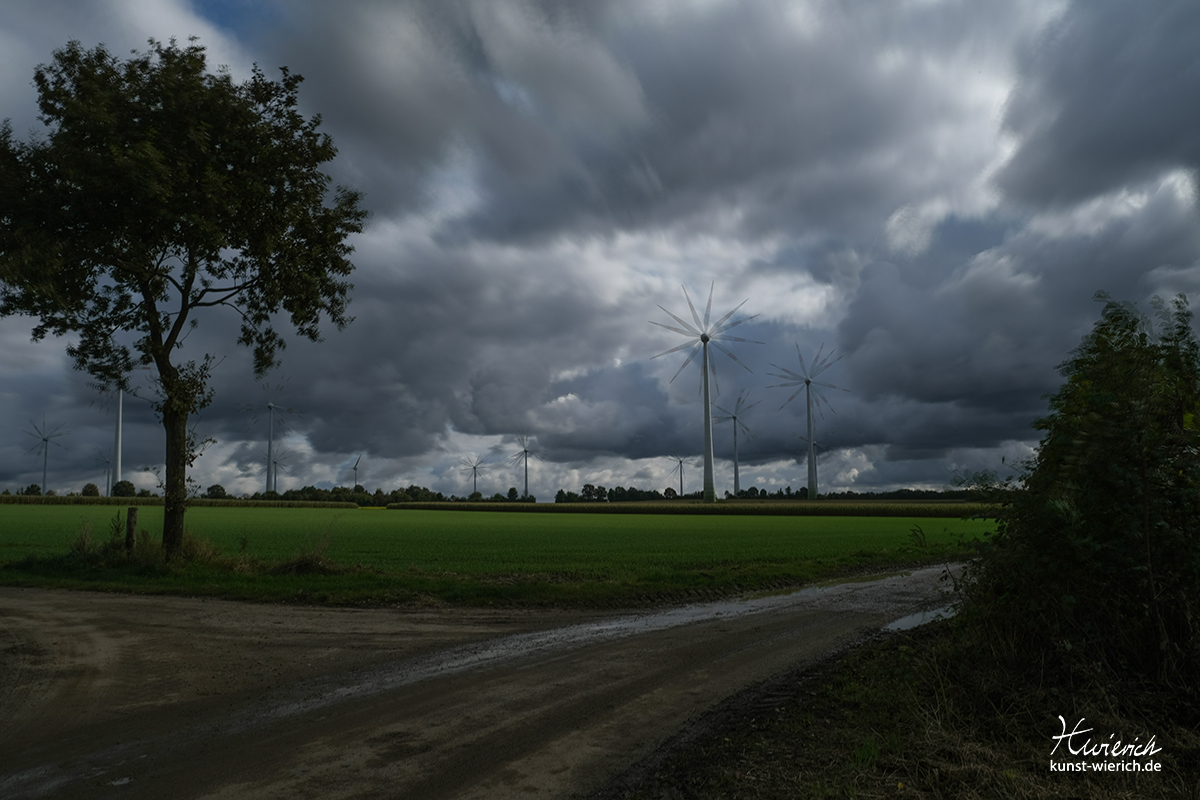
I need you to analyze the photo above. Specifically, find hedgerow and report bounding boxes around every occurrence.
[387,500,988,517]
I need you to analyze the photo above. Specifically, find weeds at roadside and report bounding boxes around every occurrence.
[603,620,1200,800]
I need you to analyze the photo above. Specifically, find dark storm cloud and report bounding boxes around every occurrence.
[4,0,1200,498]
[442,0,1027,244]
[840,189,1200,410]
[997,0,1200,205]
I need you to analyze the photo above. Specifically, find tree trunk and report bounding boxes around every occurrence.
[162,400,189,558]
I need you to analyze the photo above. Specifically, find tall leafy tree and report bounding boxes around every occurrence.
[975,292,1200,682]
[0,39,367,555]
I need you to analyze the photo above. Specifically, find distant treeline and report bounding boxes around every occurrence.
[553,484,978,502]
[5,480,979,507]
[244,484,539,506]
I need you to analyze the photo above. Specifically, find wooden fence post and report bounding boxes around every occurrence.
[125,506,137,554]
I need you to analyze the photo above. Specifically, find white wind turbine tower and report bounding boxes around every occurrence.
[713,389,759,496]
[243,381,300,495]
[796,429,830,498]
[24,417,68,494]
[509,436,541,499]
[767,343,848,499]
[651,283,762,503]
[667,454,694,498]
[268,446,294,493]
[92,445,113,496]
[93,365,152,487]
[350,455,362,488]
[460,454,489,496]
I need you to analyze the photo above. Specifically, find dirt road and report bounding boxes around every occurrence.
[0,567,953,799]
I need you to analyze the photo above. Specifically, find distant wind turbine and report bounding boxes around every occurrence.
[767,343,848,499]
[92,445,113,496]
[268,446,294,493]
[460,454,489,496]
[24,417,68,494]
[796,430,830,498]
[713,389,759,496]
[351,454,362,488]
[243,381,300,494]
[667,454,694,498]
[91,364,152,487]
[651,283,762,502]
[509,436,541,499]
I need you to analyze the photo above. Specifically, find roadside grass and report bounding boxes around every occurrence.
[0,507,986,606]
[606,620,1200,799]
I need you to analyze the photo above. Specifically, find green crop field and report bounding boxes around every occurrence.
[0,506,992,607]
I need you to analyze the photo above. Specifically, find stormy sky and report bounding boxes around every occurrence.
[2,0,1199,499]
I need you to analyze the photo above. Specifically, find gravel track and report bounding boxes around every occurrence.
[0,566,955,799]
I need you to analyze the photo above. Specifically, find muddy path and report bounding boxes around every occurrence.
[0,566,955,799]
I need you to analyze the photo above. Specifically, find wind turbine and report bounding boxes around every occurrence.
[460,454,489,496]
[667,454,694,498]
[243,381,300,495]
[24,417,68,494]
[91,365,152,487]
[508,436,541,499]
[651,283,762,502]
[350,454,362,488]
[796,430,831,499]
[268,446,294,493]
[713,389,759,496]
[767,343,848,499]
[92,445,113,496]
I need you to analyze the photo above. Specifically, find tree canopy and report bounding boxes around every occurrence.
[973,292,1200,683]
[0,39,367,555]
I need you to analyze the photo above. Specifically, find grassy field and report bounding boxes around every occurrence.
[0,505,989,606]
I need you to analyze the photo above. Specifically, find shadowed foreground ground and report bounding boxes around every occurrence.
[0,567,951,799]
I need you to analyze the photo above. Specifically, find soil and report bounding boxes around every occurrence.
[0,565,955,799]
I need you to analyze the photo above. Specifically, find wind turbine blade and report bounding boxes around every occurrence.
[811,351,842,378]
[792,343,811,381]
[767,363,803,382]
[777,386,806,409]
[813,380,850,392]
[712,312,761,337]
[811,342,826,372]
[654,305,702,336]
[710,340,754,372]
[703,281,714,330]
[681,285,705,332]
[652,339,701,360]
[709,298,749,331]
[812,386,841,414]
[667,343,702,383]
[710,332,765,345]
[649,320,700,338]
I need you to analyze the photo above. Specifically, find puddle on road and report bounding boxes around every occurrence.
[268,566,954,721]
[883,605,956,632]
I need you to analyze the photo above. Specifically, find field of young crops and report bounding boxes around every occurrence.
[0,504,991,572]
[0,506,993,606]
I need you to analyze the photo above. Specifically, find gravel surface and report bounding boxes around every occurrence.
[0,566,956,799]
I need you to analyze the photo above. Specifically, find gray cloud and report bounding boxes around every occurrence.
[2,0,1199,500]
[997,0,1200,205]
